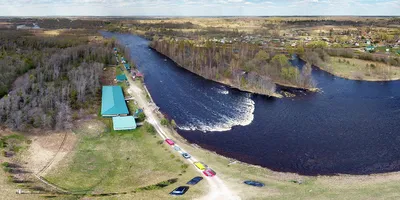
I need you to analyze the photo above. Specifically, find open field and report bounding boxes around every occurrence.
[323,57,400,81]
[44,119,207,199]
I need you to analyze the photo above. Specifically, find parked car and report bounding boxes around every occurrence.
[243,180,265,187]
[165,139,174,146]
[203,168,216,177]
[193,162,207,170]
[187,176,203,185]
[181,152,191,159]
[174,146,181,151]
[169,186,189,196]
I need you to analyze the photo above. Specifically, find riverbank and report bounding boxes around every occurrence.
[173,130,400,200]
[149,46,282,98]
[150,46,322,98]
[314,57,400,81]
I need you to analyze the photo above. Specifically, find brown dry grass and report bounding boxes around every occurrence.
[21,131,77,176]
[323,57,400,81]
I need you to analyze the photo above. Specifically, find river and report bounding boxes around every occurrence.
[102,32,400,175]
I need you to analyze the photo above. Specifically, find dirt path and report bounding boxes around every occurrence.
[24,131,77,176]
[124,70,240,200]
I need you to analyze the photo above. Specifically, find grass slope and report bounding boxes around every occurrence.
[44,120,206,199]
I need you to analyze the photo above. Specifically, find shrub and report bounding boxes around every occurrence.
[137,112,146,122]
[2,162,9,168]
[2,162,10,173]
[170,120,177,128]
[370,64,376,68]
[161,118,169,126]
[144,122,156,135]
[0,139,6,148]
[180,164,189,169]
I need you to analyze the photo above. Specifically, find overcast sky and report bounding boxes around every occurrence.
[1,0,399,16]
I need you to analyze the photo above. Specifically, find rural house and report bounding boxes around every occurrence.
[116,74,127,82]
[365,46,375,52]
[101,86,129,117]
[112,116,137,130]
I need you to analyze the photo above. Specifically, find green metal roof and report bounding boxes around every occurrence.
[124,63,131,70]
[116,74,127,81]
[113,116,137,130]
[101,86,129,116]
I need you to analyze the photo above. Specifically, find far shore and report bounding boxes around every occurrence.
[308,56,400,82]
[149,46,322,98]
[314,64,400,82]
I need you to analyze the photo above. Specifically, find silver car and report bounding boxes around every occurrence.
[174,145,181,151]
[181,152,191,159]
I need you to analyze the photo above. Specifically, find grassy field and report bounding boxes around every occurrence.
[44,120,207,199]
[323,57,400,81]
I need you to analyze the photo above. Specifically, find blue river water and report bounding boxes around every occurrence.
[102,32,400,175]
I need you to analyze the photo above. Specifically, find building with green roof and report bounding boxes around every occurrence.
[101,86,129,117]
[112,116,137,131]
[116,74,127,82]
[365,46,375,52]
[124,63,131,71]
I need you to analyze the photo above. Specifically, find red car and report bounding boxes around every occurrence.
[165,139,175,146]
[203,168,216,177]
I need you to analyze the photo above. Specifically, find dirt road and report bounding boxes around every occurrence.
[124,70,240,200]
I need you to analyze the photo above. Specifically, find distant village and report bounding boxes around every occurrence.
[156,25,400,56]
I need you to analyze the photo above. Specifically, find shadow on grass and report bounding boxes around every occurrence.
[44,178,179,197]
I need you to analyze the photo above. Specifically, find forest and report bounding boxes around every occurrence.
[0,30,116,130]
[150,39,316,96]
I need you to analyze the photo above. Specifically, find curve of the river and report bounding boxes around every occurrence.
[102,32,400,175]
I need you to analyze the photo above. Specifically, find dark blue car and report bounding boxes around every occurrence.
[169,186,189,196]
[244,180,265,187]
[187,176,203,185]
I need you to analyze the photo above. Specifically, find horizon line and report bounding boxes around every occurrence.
[1,15,400,18]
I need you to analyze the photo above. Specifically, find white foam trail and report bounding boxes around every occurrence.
[220,90,229,95]
[212,87,230,95]
[178,96,255,132]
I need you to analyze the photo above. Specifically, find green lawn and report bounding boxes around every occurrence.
[44,120,206,198]
[323,57,400,81]
[116,65,124,76]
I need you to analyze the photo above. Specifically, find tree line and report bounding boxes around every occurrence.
[0,30,116,130]
[0,30,105,97]
[150,39,316,96]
